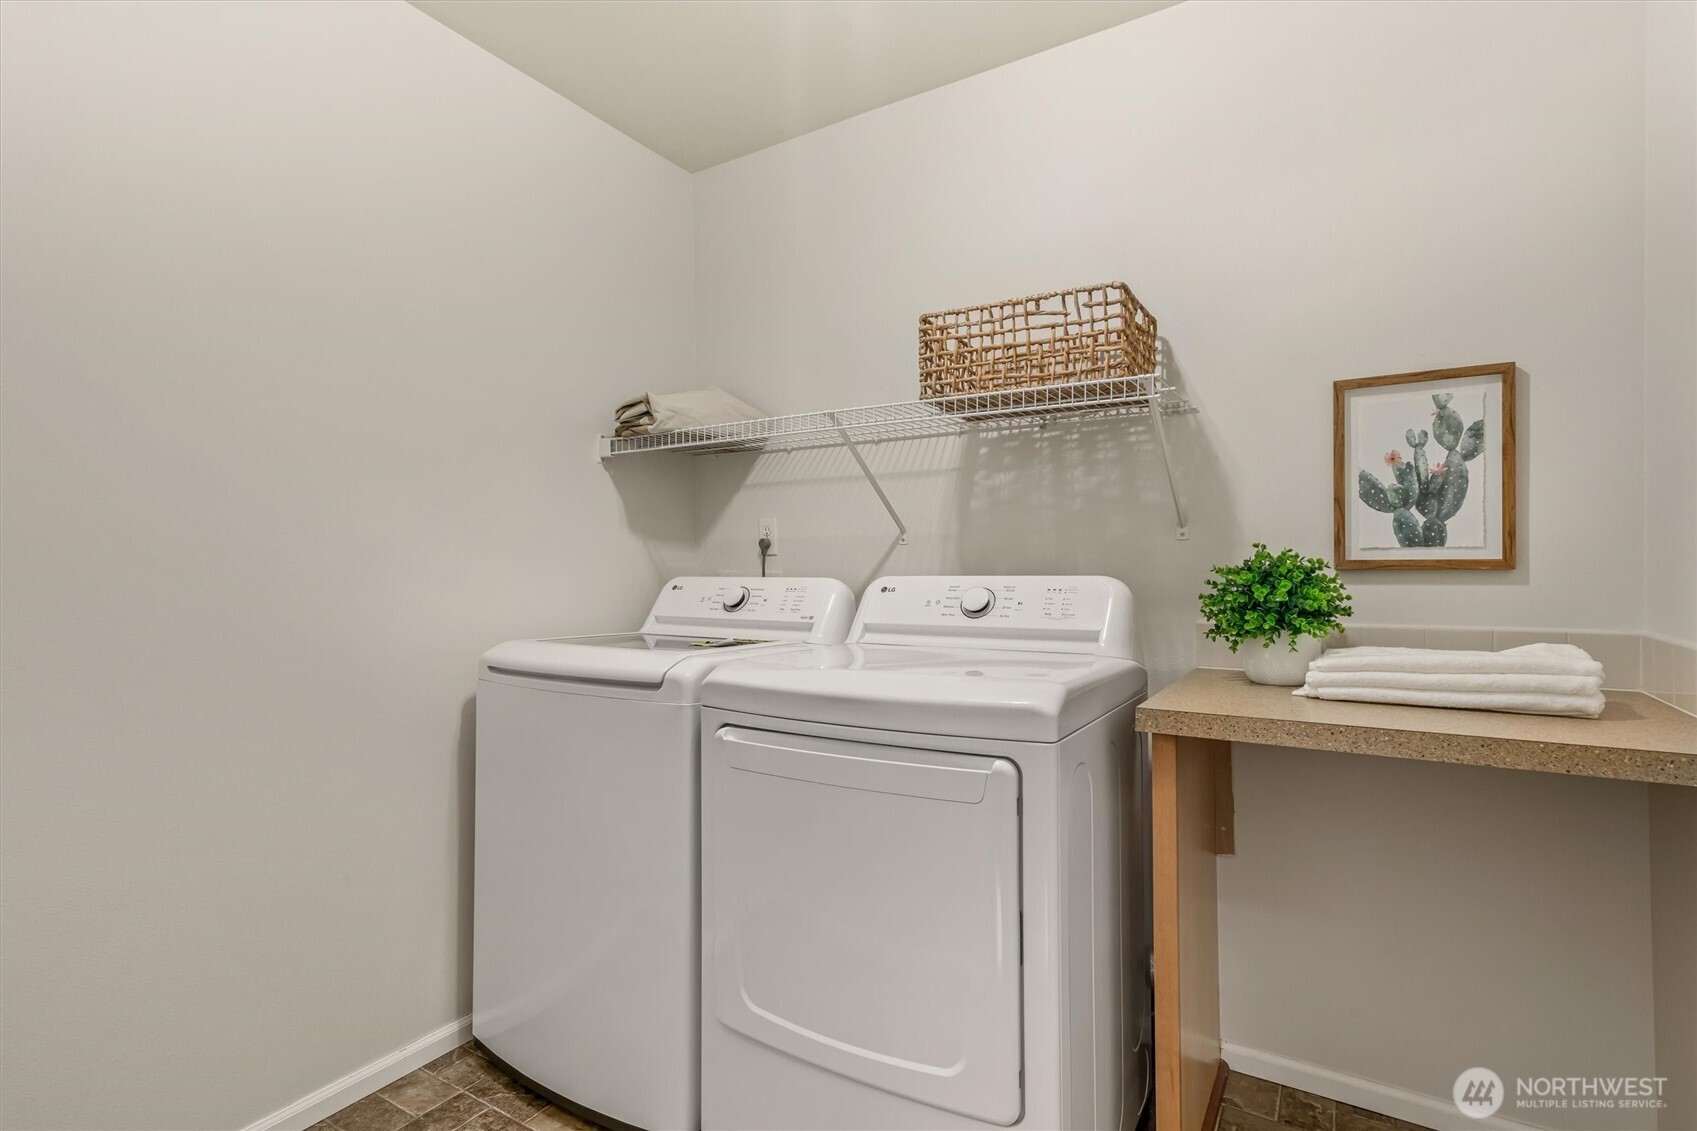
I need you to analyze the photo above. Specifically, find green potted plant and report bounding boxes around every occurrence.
[1199,543,1353,685]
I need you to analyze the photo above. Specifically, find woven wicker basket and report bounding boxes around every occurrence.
[917,282,1157,401]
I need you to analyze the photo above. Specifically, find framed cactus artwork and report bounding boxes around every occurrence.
[1333,362,1516,569]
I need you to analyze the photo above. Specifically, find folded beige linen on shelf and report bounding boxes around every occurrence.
[614,386,765,437]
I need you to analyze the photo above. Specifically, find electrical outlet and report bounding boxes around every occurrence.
[757,517,777,546]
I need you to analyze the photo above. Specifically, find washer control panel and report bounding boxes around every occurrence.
[850,576,1134,658]
[642,577,856,643]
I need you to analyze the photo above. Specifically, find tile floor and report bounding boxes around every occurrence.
[1216,1072,1433,1131]
[317,1050,1422,1131]
[314,1042,603,1131]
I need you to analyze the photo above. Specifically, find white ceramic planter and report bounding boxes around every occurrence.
[1241,634,1326,686]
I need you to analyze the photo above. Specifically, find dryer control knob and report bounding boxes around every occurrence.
[959,587,996,618]
[722,586,751,612]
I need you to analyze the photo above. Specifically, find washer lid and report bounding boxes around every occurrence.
[481,633,786,690]
[701,644,1147,742]
[478,577,857,700]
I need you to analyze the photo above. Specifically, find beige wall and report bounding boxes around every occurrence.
[684,1,1665,1123]
[1643,0,1697,656]
[690,0,1649,649]
[0,2,694,1128]
[2,1,1688,1128]
[1643,6,1697,1128]
[1218,749,1655,1131]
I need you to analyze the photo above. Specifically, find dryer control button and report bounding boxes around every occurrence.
[723,586,751,612]
[960,587,996,618]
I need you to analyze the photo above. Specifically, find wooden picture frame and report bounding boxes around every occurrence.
[1333,362,1516,570]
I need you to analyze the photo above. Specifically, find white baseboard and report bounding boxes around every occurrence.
[1221,1042,1551,1131]
[242,1015,473,1131]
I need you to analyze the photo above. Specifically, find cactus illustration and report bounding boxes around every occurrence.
[1392,507,1421,547]
[1358,470,1396,512]
[1391,459,1416,503]
[1431,392,1464,449]
[1358,393,1485,547]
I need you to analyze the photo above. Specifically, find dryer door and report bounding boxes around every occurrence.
[705,725,1023,1125]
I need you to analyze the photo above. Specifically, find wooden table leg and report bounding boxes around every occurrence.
[1152,733,1229,1131]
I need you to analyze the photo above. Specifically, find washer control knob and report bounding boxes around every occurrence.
[722,586,751,612]
[959,587,996,618]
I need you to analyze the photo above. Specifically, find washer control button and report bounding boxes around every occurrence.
[723,587,751,612]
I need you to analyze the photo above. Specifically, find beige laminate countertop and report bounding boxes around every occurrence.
[1135,667,1697,786]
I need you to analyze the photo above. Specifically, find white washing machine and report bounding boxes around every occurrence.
[473,576,855,1131]
[699,576,1151,1131]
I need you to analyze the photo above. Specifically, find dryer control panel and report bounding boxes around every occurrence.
[642,577,856,643]
[850,576,1134,658]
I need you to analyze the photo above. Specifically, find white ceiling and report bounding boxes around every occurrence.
[408,0,1181,172]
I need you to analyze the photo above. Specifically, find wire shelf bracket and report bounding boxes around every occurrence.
[832,413,909,545]
[598,365,1197,539]
[1146,387,1189,540]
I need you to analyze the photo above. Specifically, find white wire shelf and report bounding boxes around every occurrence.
[597,371,1196,458]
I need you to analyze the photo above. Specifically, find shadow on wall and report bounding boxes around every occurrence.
[602,450,722,582]
[672,435,971,588]
[455,694,476,1014]
[952,357,1239,673]
[642,347,1241,684]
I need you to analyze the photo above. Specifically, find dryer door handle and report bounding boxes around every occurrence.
[720,727,995,804]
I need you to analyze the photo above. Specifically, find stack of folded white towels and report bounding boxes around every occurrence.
[1292,642,1606,718]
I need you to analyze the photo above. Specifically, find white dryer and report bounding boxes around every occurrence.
[474,577,855,1131]
[699,576,1151,1131]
